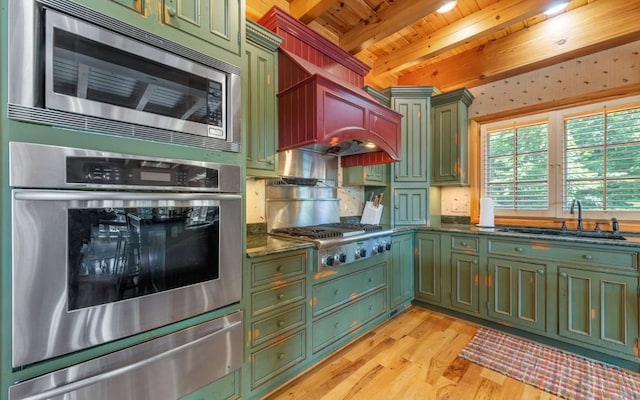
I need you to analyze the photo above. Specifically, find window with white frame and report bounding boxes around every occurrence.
[481,96,640,220]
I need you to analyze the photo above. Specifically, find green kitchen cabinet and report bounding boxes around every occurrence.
[414,231,441,305]
[342,164,387,186]
[389,231,414,311]
[162,0,242,55]
[311,257,388,354]
[558,266,639,358]
[431,88,474,186]
[449,252,480,315]
[245,20,282,177]
[387,86,438,226]
[72,0,243,62]
[243,250,309,397]
[487,257,548,333]
[111,0,145,13]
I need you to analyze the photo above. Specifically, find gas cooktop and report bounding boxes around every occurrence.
[271,223,386,240]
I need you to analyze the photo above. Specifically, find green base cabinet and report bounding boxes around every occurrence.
[390,231,415,310]
[450,252,480,315]
[243,250,309,398]
[414,232,441,304]
[245,20,282,177]
[559,266,639,357]
[487,257,547,333]
[431,88,474,186]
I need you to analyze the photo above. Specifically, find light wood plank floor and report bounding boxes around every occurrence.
[264,306,562,400]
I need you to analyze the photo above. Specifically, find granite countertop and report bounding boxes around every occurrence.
[246,223,640,258]
[246,233,314,258]
[415,224,640,249]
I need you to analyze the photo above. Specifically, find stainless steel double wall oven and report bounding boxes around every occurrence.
[10,142,243,369]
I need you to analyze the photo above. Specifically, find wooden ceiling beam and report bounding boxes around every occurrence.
[397,0,640,91]
[289,0,335,23]
[372,0,550,77]
[339,0,444,54]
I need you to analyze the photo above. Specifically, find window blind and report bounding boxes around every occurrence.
[564,106,640,211]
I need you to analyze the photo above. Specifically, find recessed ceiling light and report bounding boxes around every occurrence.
[544,2,569,16]
[437,1,457,14]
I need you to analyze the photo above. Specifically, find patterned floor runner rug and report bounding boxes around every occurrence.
[459,328,640,399]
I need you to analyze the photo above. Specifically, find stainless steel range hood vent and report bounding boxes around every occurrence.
[276,149,338,184]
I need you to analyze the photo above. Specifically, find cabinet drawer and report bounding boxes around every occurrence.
[251,252,306,287]
[252,279,306,317]
[451,235,478,252]
[312,262,385,316]
[312,289,386,353]
[250,304,306,348]
[488,239,638,269]
[251,330,306,388]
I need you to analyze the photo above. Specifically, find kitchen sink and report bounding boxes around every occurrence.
[499,226,626,240]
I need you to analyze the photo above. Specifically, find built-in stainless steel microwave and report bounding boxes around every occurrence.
[7,0,241,152]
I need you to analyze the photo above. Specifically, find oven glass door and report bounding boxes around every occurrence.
[12,190,241,367]
[69,205,220,310]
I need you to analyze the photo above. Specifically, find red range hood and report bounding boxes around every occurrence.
[258,7,402,167]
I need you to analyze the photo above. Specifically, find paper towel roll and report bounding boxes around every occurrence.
[479,197,495,227]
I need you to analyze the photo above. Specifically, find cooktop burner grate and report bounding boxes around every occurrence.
[271,223,384,240]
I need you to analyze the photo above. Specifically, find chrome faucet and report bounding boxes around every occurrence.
[570,198,583,231]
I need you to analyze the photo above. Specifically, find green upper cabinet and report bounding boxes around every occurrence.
[111,0,145,13]
[163,0,242,55]
[342,164,387,186]
[389,87,435,185]
[245,20,282,177]
[431,88,474,186]
[73,0,243,63]
[387,86,437,226]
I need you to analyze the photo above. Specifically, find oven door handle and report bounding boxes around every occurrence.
[13,190,241,201]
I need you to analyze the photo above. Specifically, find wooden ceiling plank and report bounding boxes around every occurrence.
[396,0,640,91]
[289,0,336,23]
[339,0,444,54]
[372,0,550,76]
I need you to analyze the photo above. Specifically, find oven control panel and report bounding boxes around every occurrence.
[319,235,392,270]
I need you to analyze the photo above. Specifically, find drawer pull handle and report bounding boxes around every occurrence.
[278,352,285,360]
[278,293,285,300]
[276,265,283,272]
[461,241,467,247]
[167,6,177,17]
[561,272,568,278]
[538,269,545,275]
[334,322,340,328]
[515,247,524,252]
[278,320,285,327]
[472,259,478,265]
[368,277,373,283]
[583,254,593,260]
[334,289,340,295]
[369,305,374,311]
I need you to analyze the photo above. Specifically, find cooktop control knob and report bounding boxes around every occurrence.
[337,252,347,263]
[377,243,385,253]
[385,241,392,251]
[354,248,367,259]
[323,256,335,267]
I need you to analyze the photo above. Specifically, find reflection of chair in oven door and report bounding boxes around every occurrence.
[117,214,142,299]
